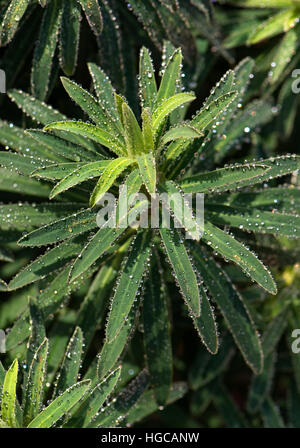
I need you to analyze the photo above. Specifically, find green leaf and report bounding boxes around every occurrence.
[202,221,277,294]
[158,180,202,241]
[70,170,143,280]
[159,227,200,316]
[152,92,195,134]
[191,282,218,354]
[161,124,204,145]
[9,233,87,290]
[126,382,187,425]
[269,29,298,85]
[0,168,51,198]
[27,380,91,428]
[66,367,121,428]
[0,151,51,177]
[79,0,103,37]
[8,89,66,125]
[206,204,300,238]
[180,163,269,193]
[60,77,123,141]
[1,359,18,428]
[23,339,48,427]
[31,0,62,100]
[139,47,157,110]
[44,121,125,157]
[136,153,156,194]
[97,299,140,380]
[59,0,81,76]
[53,327,83,398]
[164,91,237,165]
[122,102,144,156]
[222,187,300,214]
[0,0,30,46]
[90,157,135,207]
[261,398,285,428]
[247,352,275,413]
[212,381,247,428]
[192,248,263,374]
[188,334,233,390]
[248,9,299,44]
[87,63,119,125]
[105,231,152,343]
[18,209,98,247]
[156,48,182,106]
[49,161,110,199]
[143,255,172,405]
[141,107,154,152]
[262,308,289,357]
[87,370,148,428]
[32,163,88,180]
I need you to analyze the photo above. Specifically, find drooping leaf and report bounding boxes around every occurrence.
[143,255,172,405]
[192,247,263,374]
[59,0,81,76]
[31,0,62,100]
[159,227,200,316]
[18,209,98,247]
[105,231,152,343]
[0,0,30,46]
[202,221,277,294]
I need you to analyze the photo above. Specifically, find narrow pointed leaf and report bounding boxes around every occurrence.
[136,153,156,194]
[152,92,195,134]
[18,209,98,247]
[162,125,204,144]
[44,121,125,157]
[122,102,144,156]
[67,367,121,428]
[31,0,62,100]
[143,255,172,405]
[192,247,263,374]
[53,327,83,398]
[87,371,148,428]
[180,164,269,193]
[0,0,30,46]
[61,77,122,140]
[105,231,152,343]
[27,380,91,428]
[159,227,200,316]
[202,221,277,294]
[59,0,81,76]
[90,157,134,207]
[156,48,182,106]
[139,47,157,110]
[87,63,119,125]
[1,360,18,428]
[50,161,110,199]
[23,339,48,427]
[79,0,103,36]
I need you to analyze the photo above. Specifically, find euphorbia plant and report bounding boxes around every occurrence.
[1,43,300,409]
